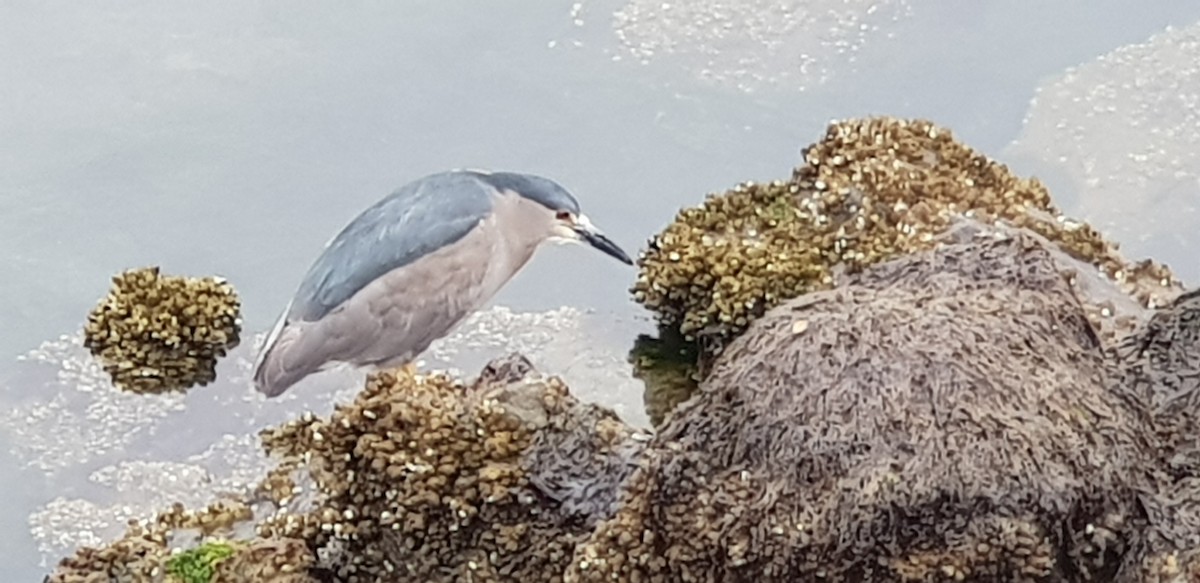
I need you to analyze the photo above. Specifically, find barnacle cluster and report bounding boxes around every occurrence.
[251,355,645,582]
[82,266,242,394]
[631,117,1181,349]
[256,366,546,580]
[46,354,648,582]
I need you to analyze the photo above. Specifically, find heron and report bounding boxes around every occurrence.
[252,169,633,397]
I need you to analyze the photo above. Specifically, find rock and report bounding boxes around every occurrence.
[43,264,1200,581]
[575,227,1157,582]
[1111,290,1200,582]
[253,354,651,582]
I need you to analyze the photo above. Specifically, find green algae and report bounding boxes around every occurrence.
[166,541,238,583]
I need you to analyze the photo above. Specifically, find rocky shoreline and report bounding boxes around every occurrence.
[46,118,1200,582]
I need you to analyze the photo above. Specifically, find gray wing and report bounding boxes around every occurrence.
[287,171,495,322]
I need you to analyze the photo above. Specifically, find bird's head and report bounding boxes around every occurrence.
[476,170,634,265]
[546,208,633,265]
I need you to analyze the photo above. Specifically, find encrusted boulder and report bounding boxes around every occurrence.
[82,266,242,394]
[631,117,1181,358]
[575,226,1162,582]
[46,355,650,583]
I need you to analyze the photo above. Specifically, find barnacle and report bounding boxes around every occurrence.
[82,266,242,394]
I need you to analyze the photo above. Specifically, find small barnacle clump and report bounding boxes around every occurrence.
[632,116,1182,352]
[83,266,242,394]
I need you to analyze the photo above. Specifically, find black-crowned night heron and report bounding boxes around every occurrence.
[251,169,633,397]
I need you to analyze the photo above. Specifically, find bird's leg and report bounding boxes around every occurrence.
[400,362,419,378]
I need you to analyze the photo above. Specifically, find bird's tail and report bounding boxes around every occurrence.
[252,302,313,398]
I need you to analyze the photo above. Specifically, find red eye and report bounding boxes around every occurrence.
[556,211,572,221]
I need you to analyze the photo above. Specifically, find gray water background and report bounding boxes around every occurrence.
[4,0,1200,578]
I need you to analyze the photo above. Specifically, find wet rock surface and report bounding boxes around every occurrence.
[1111,289,1200,582]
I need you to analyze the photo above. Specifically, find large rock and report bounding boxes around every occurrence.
[572,226,1167,582]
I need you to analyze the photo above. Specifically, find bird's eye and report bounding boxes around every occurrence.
[556,211,572,222]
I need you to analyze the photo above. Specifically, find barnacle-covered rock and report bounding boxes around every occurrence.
[46,498,315,583]
[43,218,1200,582]
[255,353,650,582]
[82,266,242,394]
[631,117,1182,354]
[44,355,648,583]
[576,228,1159,582]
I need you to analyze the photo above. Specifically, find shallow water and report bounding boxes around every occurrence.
[4,1,1200,578]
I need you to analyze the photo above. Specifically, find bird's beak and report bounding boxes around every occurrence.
[573,215,633,265]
